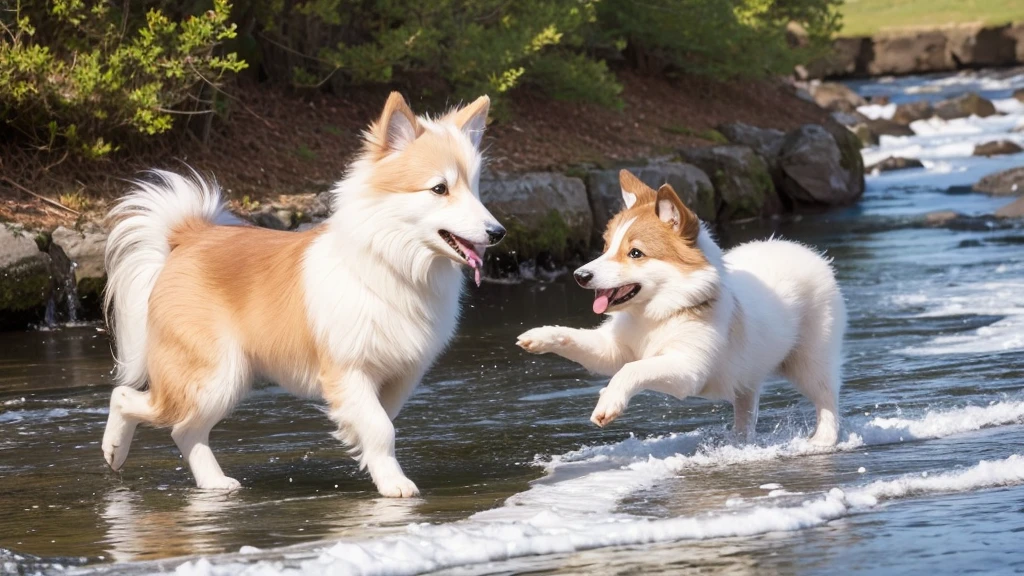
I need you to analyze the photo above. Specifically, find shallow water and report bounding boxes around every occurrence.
[2,71,1024,575]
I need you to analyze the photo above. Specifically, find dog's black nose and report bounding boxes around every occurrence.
[487,224,506,246]
[574,270,593,287]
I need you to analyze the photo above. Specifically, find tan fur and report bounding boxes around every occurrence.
[147,223,322,426]
[603,170,708,273]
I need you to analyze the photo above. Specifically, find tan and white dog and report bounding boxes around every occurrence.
[101,92,504,496]
[518,170,845,446]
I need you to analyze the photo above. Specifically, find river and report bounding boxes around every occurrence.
[1,69,1023,575]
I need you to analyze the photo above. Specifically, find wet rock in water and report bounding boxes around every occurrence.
[585,163,715,243]
[850,118,914,146]
[924,210,961,226]
[867,157,924,173]
[0,225,52,328]
[678,146,780,220]
[934,92,997,120]
[892,101,934,125]
[51,225,108,316]
[480,172,592,266]
[972,166,1024,196]
[1014,88,1024,103]
[995,197,1024,219]
[973,140,1023,157]
[778,124,864,206]
[809,82,867,113]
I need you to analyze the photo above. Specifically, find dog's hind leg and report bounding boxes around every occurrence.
[782,342,843,447]
[102,386,157,471]
[732,386,761,443]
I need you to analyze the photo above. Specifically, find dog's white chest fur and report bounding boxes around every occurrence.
[301,230,463,393]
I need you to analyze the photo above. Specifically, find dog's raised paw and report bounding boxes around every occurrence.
[516,327,568,354]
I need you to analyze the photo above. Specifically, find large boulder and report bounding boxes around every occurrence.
[868,31,951,75]
[51,225,107,316]
[0,225,52,328]
[585,164,715,244]
[480,173,592,262]
[716,123,786,165]
[678,146,780,220]
[778,124,864,206]
[1008,23,1024,63]
[934,92,997,120]
[809,82,867,113]
[973,140,1023,157]
[972,166,1024,196]
[892,101,934,125]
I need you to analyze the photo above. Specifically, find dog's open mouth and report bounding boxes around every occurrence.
[439,230,484,286]
[593,284,640,314]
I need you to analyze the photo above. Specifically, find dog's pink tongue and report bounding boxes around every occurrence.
[465,249,483,287]
[593,294,610,315]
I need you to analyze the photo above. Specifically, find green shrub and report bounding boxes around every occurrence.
[249,0,622,107]
[0,0,246,156]
[596,0,842,79]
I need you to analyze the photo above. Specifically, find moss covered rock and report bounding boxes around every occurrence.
[585,163,715,244]
[0,225,52,328]
[480,173,592,264]
[678,146,781,221]
[779,124,864,207]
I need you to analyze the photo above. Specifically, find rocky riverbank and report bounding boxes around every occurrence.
[0,117,865,329]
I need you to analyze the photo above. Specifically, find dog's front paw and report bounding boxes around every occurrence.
[375,475,420,498]
[196,476,242,491]
[591,387,628,427]
[516,326,570,354]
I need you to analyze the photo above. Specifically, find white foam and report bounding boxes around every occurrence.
[858,103,896,120]
[895,280,1024,356]
[167,454,1024,576]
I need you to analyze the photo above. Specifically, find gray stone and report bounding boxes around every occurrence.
[973,140,1023,157]
[809,82,867,113]
[678,146,780,220]
[480,173,592,259]
[778,124,863,206]
[585,164,715,243]
[849,118,915,146]
[717,123,786,164]
[51,225,108,316]
[947,24,1017,67]
[867,157,925,173]
[892,101,934,125]
[0,225,52,326]
[806,37,871,78]
[996,197,1024,219]
[934,92,997,120]
[972,166,1024,196]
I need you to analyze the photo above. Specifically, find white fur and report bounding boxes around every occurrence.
[519,228,846,446]
[103,169,226,389]
[102,102,500,497]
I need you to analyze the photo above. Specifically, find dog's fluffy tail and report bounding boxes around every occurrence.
[104,169,226,389]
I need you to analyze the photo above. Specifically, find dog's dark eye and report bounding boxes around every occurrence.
[431,183,448,196]
[628,248,644,259]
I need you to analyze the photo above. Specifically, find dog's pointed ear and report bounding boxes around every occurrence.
[452,95,490,148]
[372,92,419,153]
[619,170,655,209]
[655,184,700,240]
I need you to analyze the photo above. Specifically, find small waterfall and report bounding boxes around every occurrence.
[41,243,84,329]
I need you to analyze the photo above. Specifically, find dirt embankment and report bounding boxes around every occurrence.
[0,71,831,230]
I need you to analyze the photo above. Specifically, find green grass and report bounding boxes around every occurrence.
[840,0,1024,36]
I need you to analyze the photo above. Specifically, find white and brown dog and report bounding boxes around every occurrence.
[518,170,845,445]
[101,92,504,496]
